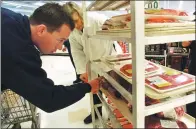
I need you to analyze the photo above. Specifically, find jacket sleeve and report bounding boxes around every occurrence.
[2,48,91,113]
[69,32,87,74]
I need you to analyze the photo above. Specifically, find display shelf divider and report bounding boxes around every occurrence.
[130,1,145,128]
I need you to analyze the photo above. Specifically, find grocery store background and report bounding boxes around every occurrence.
[1,1,195,17]
[1,0,195,128]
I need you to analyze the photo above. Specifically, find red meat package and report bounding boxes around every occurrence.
[145,72,194,91]
[107,120,133,129]
[120,62,159,77]
[125,96,184,120]
[156,106,185,120]
[145,9,188,16]
[102,9,189,30]
[146,17,179,23]
[145,116,187,129]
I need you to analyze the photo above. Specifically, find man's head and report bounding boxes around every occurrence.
[62,2,84,31]
[29,3,75,54]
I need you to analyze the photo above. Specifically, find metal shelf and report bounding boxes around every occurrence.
[94,60,195,99]
[90,33,195,45]
[100,88,133,123]
[84,1,196,128]
[100,88,195,128]
[87,1,130,11]
[96,92,122,128]
[145,55,166,57]
[92,61,195,115]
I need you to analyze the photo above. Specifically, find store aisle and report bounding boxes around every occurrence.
[21,56,93,128]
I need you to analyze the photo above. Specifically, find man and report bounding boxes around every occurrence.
[2,3,101,113]
[63,2,115,124]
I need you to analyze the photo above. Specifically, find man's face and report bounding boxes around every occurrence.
[72,11,83,31]
[35,24,71,54]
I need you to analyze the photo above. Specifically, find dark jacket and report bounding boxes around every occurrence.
[1,7,91,113]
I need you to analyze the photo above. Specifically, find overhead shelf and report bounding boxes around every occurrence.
[87,0,130,11]
[90,32,195,44]
[87,0,153,11]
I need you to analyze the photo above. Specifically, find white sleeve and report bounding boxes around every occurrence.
[69,33,86,74]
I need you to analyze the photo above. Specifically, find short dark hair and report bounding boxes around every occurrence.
[29,3,75,32]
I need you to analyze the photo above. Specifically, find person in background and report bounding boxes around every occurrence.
[63,2,115,124]
[182,40,196,118]
[2,3,102,113]
[181,11,196,118]
[63,40,82,83]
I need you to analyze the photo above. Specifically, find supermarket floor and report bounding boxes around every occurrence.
[21,55,94,128]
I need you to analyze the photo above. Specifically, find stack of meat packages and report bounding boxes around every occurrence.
[102,9,188,30]
[102,70,187,129]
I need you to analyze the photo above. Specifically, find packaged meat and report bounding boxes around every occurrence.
[145,116,188,129]
[146,17,179,23]
[156,106,185,120]
[145,9,188,16]
[120,121,130,126]
[113,109,124,118]
[107,86,121,99]
[145,72,194,92]
[107,117,133,129]
[105,53,132,62]
[125,96,160,111]
[122,123,133,129]
[120,61,160,78]
[102,9,190,30]
[111,14,131,22]
[108,70,132,92]
[101,78,111,90]
[117,117,128,122]
[125,95,184,120]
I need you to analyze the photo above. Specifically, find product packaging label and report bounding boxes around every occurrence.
[160,120,179,128]
[163,109,177,119]
[147,76,172,87]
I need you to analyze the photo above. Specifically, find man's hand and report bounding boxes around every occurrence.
[80,73,88,83]
[88,77,103,94]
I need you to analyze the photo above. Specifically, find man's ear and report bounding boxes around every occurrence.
[36,24,47,36]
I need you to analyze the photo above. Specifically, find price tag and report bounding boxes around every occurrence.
[145,0,159,9]
[147,76,172,87]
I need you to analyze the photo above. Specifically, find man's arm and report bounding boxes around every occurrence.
[2,48,92,113]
